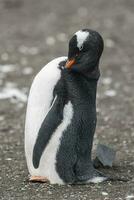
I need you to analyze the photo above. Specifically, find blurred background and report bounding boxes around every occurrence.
[0,0,134,199]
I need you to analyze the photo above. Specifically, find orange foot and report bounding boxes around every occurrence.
[29,176,49,183]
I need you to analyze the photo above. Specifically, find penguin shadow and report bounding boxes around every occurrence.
[71,166,130,187]
[93,164,131,183]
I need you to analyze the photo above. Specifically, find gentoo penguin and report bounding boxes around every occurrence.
[25,29,107,185]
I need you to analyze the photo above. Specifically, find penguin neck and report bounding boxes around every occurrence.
[63,69,98,106]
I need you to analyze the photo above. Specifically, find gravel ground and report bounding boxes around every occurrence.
[0,0,134,199]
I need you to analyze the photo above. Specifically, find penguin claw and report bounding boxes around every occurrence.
[29,176,49,183]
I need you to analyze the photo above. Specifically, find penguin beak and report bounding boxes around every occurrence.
[65,58,76,69]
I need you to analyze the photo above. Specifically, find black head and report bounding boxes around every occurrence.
[66,29,104,78]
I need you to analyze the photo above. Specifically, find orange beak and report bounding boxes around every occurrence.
[65,58,76,69]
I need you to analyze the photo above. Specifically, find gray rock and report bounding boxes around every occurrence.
[94,144,116,168]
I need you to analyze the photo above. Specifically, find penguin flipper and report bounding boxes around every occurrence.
[32,95,66,169]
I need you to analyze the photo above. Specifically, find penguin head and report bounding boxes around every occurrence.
[66,29,104,77]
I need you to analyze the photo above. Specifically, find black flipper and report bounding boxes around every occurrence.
[32,95,66,168]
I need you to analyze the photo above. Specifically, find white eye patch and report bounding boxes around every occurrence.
[75,30,89,50]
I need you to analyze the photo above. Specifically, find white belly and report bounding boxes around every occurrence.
[24,57,68,184]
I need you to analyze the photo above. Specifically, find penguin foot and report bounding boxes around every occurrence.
[86,176,107,183]
[74,176,107,185]
[86,170,108,183]
[75,168,108,184]
[29,176,49,183]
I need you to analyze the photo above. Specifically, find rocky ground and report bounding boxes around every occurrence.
[0,0,134,199]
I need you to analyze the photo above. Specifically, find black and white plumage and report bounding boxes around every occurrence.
[25,29,106,184]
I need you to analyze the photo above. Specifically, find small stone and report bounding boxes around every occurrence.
[104,90,116,97]
[5,158,12,161]
[0,116,4,121]
[46,36,56,46]
[22,67,33,75]
[0,64,16,73]
[102,77,112,85]
[105,39,115,48]
[102,192,108,196]
[126,195,134,200]
[47,191,52,195]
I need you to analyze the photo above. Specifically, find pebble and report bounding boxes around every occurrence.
[46,36,56,46]
[0,64,16,73]
[105,39,115,48]
[22,67,33,75]
[5,158,12,161]
[104,89,117,97]
[0,116,4,121]
[126,195,134,200]
[47,191,52,195]
[102,192,108,196]
[102,77,112,85]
